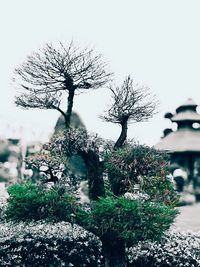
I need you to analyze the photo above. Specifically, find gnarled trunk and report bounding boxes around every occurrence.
[81,150,105,200]
[65,88,75,128]
[102,234,126,267]
[114,119,128,149]
[110,118,129,195]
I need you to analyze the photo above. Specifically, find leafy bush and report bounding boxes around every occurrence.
[0,221,199,267]
[5,182,76,222]
[0,221,102,267]
[127,230,200,267]
[77,195,177,245]
[5,182,177,246]
[104,143,174,198]
[5,136,179,266]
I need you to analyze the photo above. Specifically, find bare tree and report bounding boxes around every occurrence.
[101,76,158,148]
[14,41,112,128]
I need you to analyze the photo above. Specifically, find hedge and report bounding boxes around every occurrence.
[0,221,200,266]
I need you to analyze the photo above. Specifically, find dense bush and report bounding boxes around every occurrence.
[3,137,179,266]
[77,195,177,245]
[4,181,177,246]
[0,221,102,267]
[5,183,76,222]
[104,143,176,202]
[104,143,168,182]
[5,182,177,244]
[127,231,200,267]
[0,220,199,267]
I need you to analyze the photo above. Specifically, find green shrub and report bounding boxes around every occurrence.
[104,143,176,201]
[77,195,177,245]
[5,182,76,222]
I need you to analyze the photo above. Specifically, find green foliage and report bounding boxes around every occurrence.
[6,132,178,265]
[142,175,177,204]
[5,182,76,222]
[104,142,172,197]
[105,142,168,178]
[76,195,177,246]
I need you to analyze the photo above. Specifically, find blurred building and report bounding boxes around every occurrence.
[155,98,200,201]
[0,137,42,192]
[0,138,23,184]
[0,138,23,197]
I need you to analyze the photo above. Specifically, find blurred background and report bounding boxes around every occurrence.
[1,0,200,230]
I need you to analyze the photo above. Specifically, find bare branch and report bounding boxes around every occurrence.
[15,91,62,110]
[15,41,112,93]
[101,76,158,125]
[101,76,159,148]
[14,41,113,128]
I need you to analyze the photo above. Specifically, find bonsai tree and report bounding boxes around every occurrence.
[14,41,112,128]
[48,130,177,267]
[10,128,177,267]
[10,45,177,266]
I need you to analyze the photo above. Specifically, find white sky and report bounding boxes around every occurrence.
[1,0,200,145]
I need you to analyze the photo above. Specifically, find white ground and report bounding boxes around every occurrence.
[173,204,200,232]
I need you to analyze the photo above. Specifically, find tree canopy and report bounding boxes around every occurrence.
[14,41,112,127]
[101,76,158,148]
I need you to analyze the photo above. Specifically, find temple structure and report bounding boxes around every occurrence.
[155,98,200,201]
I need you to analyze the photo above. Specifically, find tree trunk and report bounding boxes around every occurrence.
[102,235,127,267]
[54,106,69,130]
[81,150,105,200]
[65,88,75,128]
[109,118,128,195]
[114,119,128,149]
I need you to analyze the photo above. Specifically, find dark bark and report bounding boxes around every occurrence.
[109,118,129,195]
[65,88,75,128]
[81,150,105,200]
[54,106,69,130]
[110,176,127,196]
[102,234,127,267]
[43,168,59,183]
[114,118,128,149]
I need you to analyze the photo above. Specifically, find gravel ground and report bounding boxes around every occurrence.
[172,203,200,232]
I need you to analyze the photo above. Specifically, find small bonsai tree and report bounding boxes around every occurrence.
[6,128,177,267]
[49,130,177,267]
[10,46,177,267]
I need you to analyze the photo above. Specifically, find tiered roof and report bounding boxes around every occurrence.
[155,98,200,153]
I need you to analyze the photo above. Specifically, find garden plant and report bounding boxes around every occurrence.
[1,41,180,267]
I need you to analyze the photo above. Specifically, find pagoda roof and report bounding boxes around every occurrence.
[171,111,200,122]
[170,98,200,122]
[155,127,200,153]
[176,98,197,112]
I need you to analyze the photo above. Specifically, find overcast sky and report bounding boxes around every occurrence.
[1,0,200,145]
